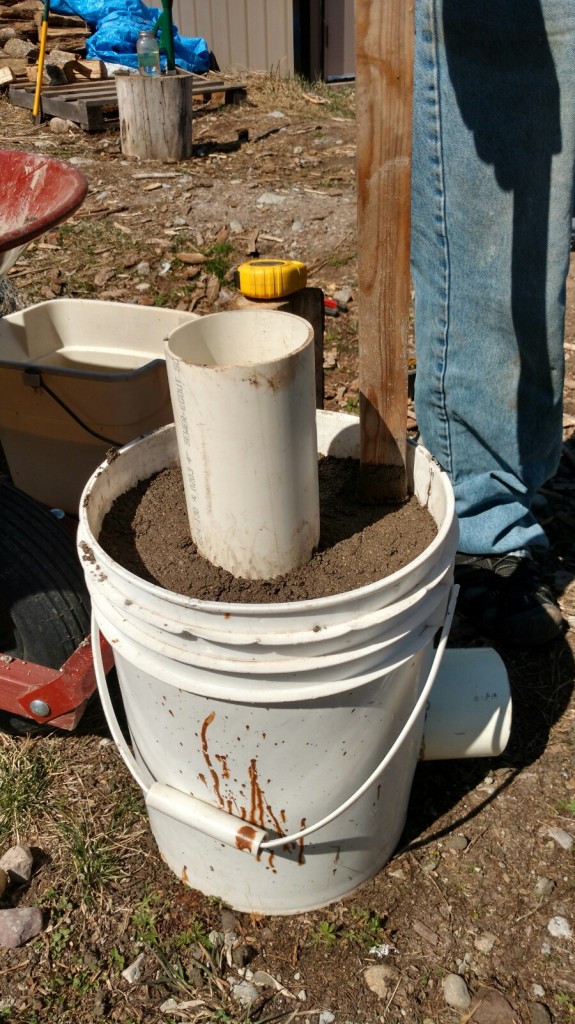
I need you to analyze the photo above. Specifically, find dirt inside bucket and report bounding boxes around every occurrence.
[98,455,437,602]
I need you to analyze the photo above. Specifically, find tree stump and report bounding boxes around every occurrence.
[115,74,194,162]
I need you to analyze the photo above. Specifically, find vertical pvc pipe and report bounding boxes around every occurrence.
[165,309,320,580]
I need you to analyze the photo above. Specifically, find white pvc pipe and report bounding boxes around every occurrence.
[421,647,512,760]
[145,783,268,855]
[165,310,320,580]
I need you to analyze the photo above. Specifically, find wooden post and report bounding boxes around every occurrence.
[355,0,414,502]
[115,74,194,162]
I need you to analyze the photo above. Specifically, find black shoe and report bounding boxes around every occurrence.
[453,552,564,646]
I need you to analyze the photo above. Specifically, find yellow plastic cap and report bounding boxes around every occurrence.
[234,258,307,300]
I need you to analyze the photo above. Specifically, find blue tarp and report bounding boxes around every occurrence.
[50,0,210,74]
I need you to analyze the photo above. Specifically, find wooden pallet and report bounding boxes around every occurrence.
[8,76,247,131]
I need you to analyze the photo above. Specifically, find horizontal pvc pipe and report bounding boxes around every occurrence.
[145,784,268,855]
[421,647,512,760]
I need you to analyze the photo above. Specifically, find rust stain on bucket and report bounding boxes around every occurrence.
[200,711,224,807]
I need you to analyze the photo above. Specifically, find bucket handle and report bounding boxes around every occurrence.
[262,583,457,849]
[91,585,457,857]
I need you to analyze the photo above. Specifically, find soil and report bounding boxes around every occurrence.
[1,73,575,1024]
[98,457,436,602]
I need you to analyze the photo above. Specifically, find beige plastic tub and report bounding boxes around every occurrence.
[0,299,197,514]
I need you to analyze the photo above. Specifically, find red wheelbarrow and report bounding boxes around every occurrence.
[0,150,113,730]
[0,149,87,278]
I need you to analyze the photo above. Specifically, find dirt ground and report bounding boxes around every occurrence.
[1,73,575,1024]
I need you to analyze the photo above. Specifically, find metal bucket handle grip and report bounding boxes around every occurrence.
[91,585,457,856]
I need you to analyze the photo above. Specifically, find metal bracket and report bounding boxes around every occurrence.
[0,634,114,730]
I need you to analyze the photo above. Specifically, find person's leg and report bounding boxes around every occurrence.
[411,0,575,642]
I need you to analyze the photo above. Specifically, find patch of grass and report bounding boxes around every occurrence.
[54,813,122,901]
[249,69,354,120]
[150,288,189,307]
[326,251,356,268]
[108,945,126,975]
[173,918,212,951]
[109,785,145,827]
[131,890,164,947]
[342,908,386,948]
[0,736,63,844]
[204,240,235,282]
[343,395,359,415]
[556,991,575,1013]
[556,797,575,817]
[308,919,339,947]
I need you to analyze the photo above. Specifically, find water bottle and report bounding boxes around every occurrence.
[137,30,161,76]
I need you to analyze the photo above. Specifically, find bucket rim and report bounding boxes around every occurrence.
[78,418,457,616]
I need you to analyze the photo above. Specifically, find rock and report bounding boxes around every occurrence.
[364,964,398,999]
[544,827,573,850]
[534,877,555,897]
[252,970,279,988]
[291,220,304,232]
[547,915,572,939]
[256,192,285,206]
[0,28,17,44]
[297,990,307,1001]
[319,1013,335,1024]
[442,973,471,1011]
[0,844,33,884]
[527,1002,552,1024]
[94,268,115,287]
[0,868,9,900]
[4,38,38,59]
[231,943,250,968]
[467,987,518,1023]
[0,907,43,948]
[160,997,204,1014]
[136,261,151,276]
[231,981,259,1007]
[474,932,497,954]
[229,220,243,233]
[446,834,469,851]
[121,952,145,983]
[333,286,353,305]
[49,117,78,134]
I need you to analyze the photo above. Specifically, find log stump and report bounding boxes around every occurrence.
[115,74,194,161]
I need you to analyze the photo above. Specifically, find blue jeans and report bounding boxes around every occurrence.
[412,0,575,554]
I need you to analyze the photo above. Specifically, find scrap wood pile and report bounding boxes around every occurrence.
[0,0,100,89]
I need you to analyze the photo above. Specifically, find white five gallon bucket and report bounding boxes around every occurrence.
[78,411,508,915]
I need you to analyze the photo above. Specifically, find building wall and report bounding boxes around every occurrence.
[145,0,295,75]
